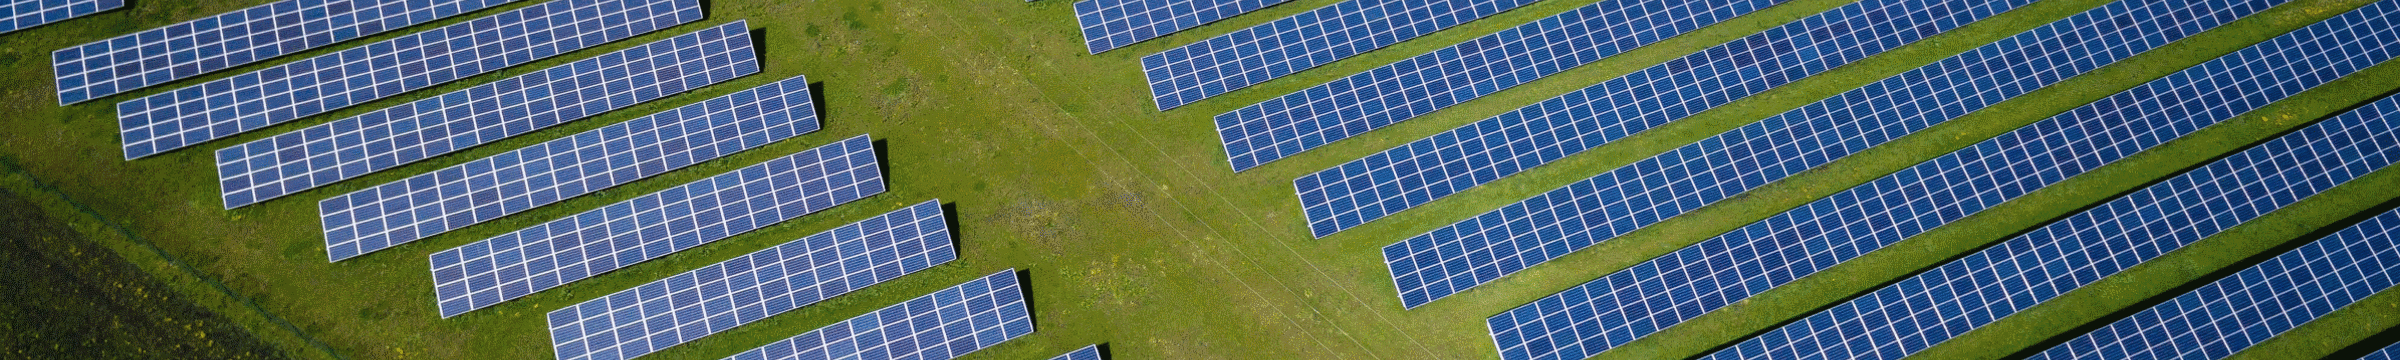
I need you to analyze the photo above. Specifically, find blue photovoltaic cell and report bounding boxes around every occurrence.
[1221,0,1795,171]
[1381,0,2283,310]
[320,76,815,262]
[2371,343,2400,360]
[1048,345,1102,360]
[121,0,703,160]
[1142,0,1542,110]
[1,0,121,35]
[1697,67,2400,360]
[54,0,519,105]
[217,21,759,209]
[723,269,1035,360]
[2027,207,2400,360]
[431,134,884,318]
[1075,0,1292,54]
[548,200,955,360]
[1486,5,2400,359]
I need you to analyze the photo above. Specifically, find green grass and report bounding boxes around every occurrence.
[1,0,2397,359]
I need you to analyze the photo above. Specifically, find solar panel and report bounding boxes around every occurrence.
[120,0,704,160]
[724,269,1034,360]
[1486,4,2400,358]
[1379,0,2285,310]
[1219,0,1796,171]
[1,0,122,35]
[1075,0,1292,54]
[1696,62,2400,360]
[320,76,815,262]
[1049,345,1103,360]
[54,0,520,105]
[2371,343,2400,360]
[217,20,759,209]
[1142,0,1542,110]
[549,200,954,360]
[2026,207,2400,360]
[432,134,884,318]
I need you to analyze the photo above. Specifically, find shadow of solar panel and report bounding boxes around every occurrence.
[54,0,519,105]
[1143,0,1542,110]
[1048,345,1103,360]
[1385,0,2287,313]
[0,0,122,35]
[1076,0,1292,54]
[1488,4,2399,359]
[1304,0,2037,238]
[1698,47,2400,360]
[321,76,815,261]
[1220,0,1792,171]
[217,20,759,209]
[121,0,704,160]
[2029,207,2400,359]
[432,134,884,318]
[549,200,955,360]
[724,269,1035,360]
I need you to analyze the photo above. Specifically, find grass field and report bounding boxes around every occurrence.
[2,0,2398,359]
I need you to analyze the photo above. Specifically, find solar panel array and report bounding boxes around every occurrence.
[1488,5,2398,358]
[1699,65,2400,360]
[1049,345,1103,360]
[121,0,704,160]
[432,134,884,318]
[321,76,814,262]
[54,0,518,105]
[2372,343,2400,360]
[0,0,121,35]
[549,200,955,360]
[2027,207,2400,360]
[1382,0,2280,311]
[724,269,1034,360]
[217,21,759,209]
[1075,0,1292,54]
[1142,0,1542,110]
[1219,0,1791,171]
[1300,0,2045,237]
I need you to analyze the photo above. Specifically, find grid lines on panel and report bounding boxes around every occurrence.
[723,270,1035,360]
[1301,0,2040,236]
[430,134,884,318]
[1076,0,1292,54]
[216,20,759,209]
[1696,72,2400,360]
[1485,5,2400,359]
[1220,0,1791,171]
[54,0,518,105]
[1141,0,1542,110]
[121,0,703,159]
[549,200,955,360]
[1049,345,1102,360]
[2028,207,2400,360]
[320,76,814,261]
[2370,343,2400,360]
[1379,0,2284,312]
[0,0,122,35]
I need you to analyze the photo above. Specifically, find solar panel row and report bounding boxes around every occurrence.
[1049,345,1103,360]
[724,269,1034,360]
[55,0,520,105]
[321,76,814,261]
[1487,4,2396,358]
[432,134,883,318]
[2027,206,2400,360]
[0,0,121,35]
[1143,0,1542,110]
[1701,58,2400,360]
[549,200,955,360]
[1384,0,2280,311]
[122,0,704,160]
[1075,0,1292,54]
[1303,0,2034,237]
[216,20,759,209]
[2372,343,2400,360]
[1219,0,1789,171]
